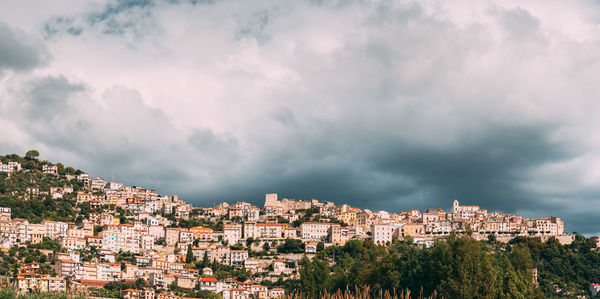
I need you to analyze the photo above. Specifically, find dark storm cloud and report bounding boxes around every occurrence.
[177,124,575,220]
[368,124,572,212]
[20,75,85,118]
[0,22,49,72]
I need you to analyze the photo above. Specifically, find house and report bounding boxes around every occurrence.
[199,277,219,292]
[15,273,47,292]
[222,288,251,299]
[55,259,83,279]
[175,275,195,289]
[269,288,285,298]
[591,283,600,297]
[97,263,121,281]
[42,277,66,292]
[229,250,248,267]
[252,285,268,299]
[123,289,139,299]
[42,165,58,175]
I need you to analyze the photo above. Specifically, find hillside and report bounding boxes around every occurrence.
[0,153,85,223]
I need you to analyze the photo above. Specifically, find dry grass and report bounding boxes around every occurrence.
[283,286,439,299]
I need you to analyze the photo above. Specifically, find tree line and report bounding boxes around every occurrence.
[293,233,600,298]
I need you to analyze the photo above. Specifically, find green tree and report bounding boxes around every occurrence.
[430,235,498,299]
[277,238,305,253]
[299,255,330,297]
[186,244,195,264]
[25,150,39,160]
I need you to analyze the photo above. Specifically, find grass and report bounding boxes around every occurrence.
[0,287,88,299]
[283,286,439,299]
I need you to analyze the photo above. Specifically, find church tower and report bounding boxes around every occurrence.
[452,200,459,213]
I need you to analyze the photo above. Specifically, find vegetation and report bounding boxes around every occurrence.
[294,235,544,298]
[0,286,85,299]
[0,245,56,276]
[277,238,305,253]
[24,150,39,160]
[0,154,82,223]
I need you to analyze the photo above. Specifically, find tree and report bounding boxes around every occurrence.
[431,235,499,299]
[65,167,76,175]
[317,242,325,252]
[186,244,195,264]
[56,163,65,175]
[135,278,147,289]
[197,251,210,269]
[25,150,40,160]
[263,242,271,252]
[299,255,330,297]
[277,238,305,253]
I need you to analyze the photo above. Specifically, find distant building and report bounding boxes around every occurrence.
[42,165,58,175]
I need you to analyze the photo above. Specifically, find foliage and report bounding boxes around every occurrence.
[292,208,320,227]
[28,237,62,252]
[263,242,271,251]
[186,244,195,263]
[296,235,543,299]
[25,150,40,160]
[0,286,86,299]
[277,238,305,253]
[102,278,147,297]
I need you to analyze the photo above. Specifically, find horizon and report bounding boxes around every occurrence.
[2,0,600,235]
[2,151,571,234]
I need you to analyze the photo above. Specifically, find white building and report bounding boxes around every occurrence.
[372,223,395,245]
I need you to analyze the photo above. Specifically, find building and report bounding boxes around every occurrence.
[224,223,243,244]
[230,250,248,267]
[0,207,11,221]
[42,165,58,175]
[300,222,340,243]
[372,223,394,245]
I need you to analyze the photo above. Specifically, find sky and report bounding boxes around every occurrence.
[1,0,600,234]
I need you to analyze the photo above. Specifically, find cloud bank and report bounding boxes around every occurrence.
[2,0,600,234]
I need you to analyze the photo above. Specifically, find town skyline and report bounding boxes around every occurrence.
[7,151,573,234]
[0,152,576,297]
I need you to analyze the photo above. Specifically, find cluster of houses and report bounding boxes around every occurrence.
[370,200,569,246]
[0,161,21,173]
[0,163,572,298]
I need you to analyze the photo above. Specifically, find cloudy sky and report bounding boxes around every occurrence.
[1,0,600,234]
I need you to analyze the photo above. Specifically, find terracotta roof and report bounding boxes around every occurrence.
[80,280,110,287]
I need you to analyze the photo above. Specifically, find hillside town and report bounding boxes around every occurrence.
[0,156,572,298]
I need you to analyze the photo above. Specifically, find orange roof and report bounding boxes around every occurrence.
[100,262,121,267]
[80,280,110,287]
[58,259,78,264]
[201,277,218,282]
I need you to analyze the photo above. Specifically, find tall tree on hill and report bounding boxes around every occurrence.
[25,150,39,160]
